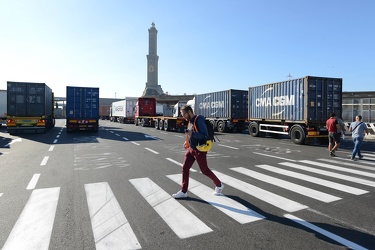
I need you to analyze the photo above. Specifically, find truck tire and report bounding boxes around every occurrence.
[290,125,306,145]
[155,119,160,129]
[135,118,139,126]
[249,122,260,137]
[217,121,226,133]
[159,120,164,130]
[164,120,171,131]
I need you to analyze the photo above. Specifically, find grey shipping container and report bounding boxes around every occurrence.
[194,89,248,132]
[7,81,53,117]
[248,76,343,144]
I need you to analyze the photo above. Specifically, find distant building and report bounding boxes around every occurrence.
[342,91,375,123]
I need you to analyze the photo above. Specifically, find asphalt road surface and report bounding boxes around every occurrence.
[1,119,374,250]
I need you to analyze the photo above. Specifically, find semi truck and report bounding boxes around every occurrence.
[66,86,99,132]
[193,89,248,132]
[110,97,138,123]
[0,90,6,126]
[248,76,343,144]
[6,81,55,134]
[134,97,187,132]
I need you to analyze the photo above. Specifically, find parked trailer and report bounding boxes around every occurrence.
[66,86,99,132]
[6,81,55,134]
[248,76,343,144]
[134,97,187,132]
[0,90,6,126]
[99,105,110,120]
[110,97,138,123]
[194,89,248,132]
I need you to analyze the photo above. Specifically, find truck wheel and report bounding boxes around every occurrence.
[248,122,260,137]
[159,120,164,130]
[164,120,170,131]
[135,118,139,126]
[290,125,306,145]
[217,121,226,133]
[155,119,160,129]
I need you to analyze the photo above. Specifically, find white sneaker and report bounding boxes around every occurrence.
[213,183,224,195]
[172,190,188,199]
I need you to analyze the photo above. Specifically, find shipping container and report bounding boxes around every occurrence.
[110,97,138,123]
[6,81,55,133]
[248,76,343,144]
[99,105,111,120]
[194,89,248,132]
[66,86,99,132]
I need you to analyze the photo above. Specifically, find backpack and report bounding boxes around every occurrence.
[193,115,217,142]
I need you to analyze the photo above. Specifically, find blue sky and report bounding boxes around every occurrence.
[1,0,374,98]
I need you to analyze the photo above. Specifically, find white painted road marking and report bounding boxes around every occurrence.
[48,146,54,151]
[145,147,159,154]
[40,156,49,166]
[253,151,296,162]
[167,174,265,224]
[84,182,141,250]
[132,142,140,146]
[26,173,41,190]
[122,137,129,141]
[53,139,58,144]
[129,177,213,239]
[213,170,308,212]
[231,167,341,203]
[280,162,375,188]
[284,214,367,250]
[255,164,368,195]
[300,160,375,178]
[3,187,60,250]
[218,144,239,150]
[166,158,197,172]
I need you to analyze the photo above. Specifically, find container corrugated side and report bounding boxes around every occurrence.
[248,76,342,123]
[7,82,53,117]
[195,89,248,119]
[66,87,99,119]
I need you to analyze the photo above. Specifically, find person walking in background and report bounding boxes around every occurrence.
[349,115,369,160]
[326,112,340,157]
[336,116,346,141]
[172,105,224,198]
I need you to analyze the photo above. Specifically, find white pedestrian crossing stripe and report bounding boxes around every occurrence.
[167,174,265,224]
[85,182,141,250]
[212,170,309,212]
[280,162,375,187]
[3,187,60,250]
[129,177,213,239]
[254,164,368,195]
[231,167,341,203]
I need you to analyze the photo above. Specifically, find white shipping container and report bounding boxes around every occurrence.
[111,97,138,118]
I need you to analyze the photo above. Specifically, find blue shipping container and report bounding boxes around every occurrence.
[66,87,99,119]
[248,76,342,123]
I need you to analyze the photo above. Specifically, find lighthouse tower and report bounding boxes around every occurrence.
[142,22,164,96]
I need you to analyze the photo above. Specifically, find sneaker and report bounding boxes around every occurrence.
[213,183,224,195]
[330,151,336,157]
[350,156,355,160]
[172,190,188,199]
[359,155,364,159]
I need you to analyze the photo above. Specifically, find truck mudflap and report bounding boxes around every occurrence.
[66,119,99,132]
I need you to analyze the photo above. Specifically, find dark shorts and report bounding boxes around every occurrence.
[329,132,340,144]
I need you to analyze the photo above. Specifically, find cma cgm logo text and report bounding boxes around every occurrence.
[199,101,225,109]
[115,106,123,111]
[256,95,295,107]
